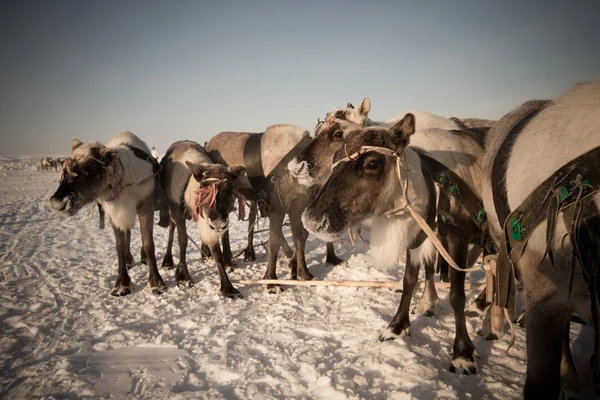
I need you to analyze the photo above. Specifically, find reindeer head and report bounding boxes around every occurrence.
[302,113,416,241]
[323,97,372,127]
[288,118,361,187]
[49,139,118,216]
[185,162,245,236]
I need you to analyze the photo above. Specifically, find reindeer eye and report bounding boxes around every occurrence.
[333,130,343,139]
[365,160,380,170]
[88,166,99,176]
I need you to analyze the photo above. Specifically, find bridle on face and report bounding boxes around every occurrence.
[192,177,226,222]
[328,143,478,274]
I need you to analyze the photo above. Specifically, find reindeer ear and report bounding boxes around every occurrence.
[71,139,83,152]
[185,161,209,181]
[228,166,246,182]
[390,113,416,149]
[357,97,371,117]
[346,102,354,109]
[100,148,118,164]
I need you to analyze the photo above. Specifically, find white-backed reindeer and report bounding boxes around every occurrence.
[483,81,600,398]
[49,131,167,296]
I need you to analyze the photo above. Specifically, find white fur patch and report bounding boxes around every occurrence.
[369,216,415,269]
[301,212,342,242]
[450,356,478,372]
[197,217,221,246]
[379,325,409,341]
[287,158,318,187]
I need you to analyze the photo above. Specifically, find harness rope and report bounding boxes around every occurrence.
[332,145,480,273]
[192,178,224,222]
[60,152,159,201]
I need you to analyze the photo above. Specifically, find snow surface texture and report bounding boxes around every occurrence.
[0,156,595,399]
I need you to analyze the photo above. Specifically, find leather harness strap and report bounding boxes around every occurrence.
[243,133,313,195]
[408,154,437,249]
[419,153,486,233]
[491,102,551,227]
[243,132,266,194]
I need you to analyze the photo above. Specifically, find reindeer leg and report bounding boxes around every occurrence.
[97,202,105,229]
[200,242,212,261]
[291,212,314,281]
[467,287,489,318]
[210,242,242,298]
[125,229,134,268]
[139,245,148,265]
[560,324,580,398]
[244,201,257,262]
[448,235,478,375]
[264,210,284,293]
[325,242,344,266]
[523,292,567,399]
[138,205,167,294]
[111,224,133,296]
[161,220,175,269]
[379,248,420,340]
[281,229,294,259]
[477,305,505,340]
[413,257,440,317]
[222,230,235,272]
[172,211,193,287]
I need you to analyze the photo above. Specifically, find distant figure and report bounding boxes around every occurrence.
[151,146,160,160]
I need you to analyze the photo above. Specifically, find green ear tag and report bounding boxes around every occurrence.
[558,186,568,202]
[476,209,487,223]
[511,219,523,241]
[449,185,457,194]
[439,175,447,184]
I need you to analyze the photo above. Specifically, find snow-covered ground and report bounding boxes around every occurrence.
[0,156,595,399]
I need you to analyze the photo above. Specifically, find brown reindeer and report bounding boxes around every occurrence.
[205,124,343,292]
[303,115,486,374]
[159,140,245,298]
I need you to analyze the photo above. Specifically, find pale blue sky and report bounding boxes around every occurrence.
[1,0,599,155]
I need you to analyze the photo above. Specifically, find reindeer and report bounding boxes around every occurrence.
[159,140,245,298]
[48,131,167,296]
[290,103,488,320]
[482,81,600,398]
[303,114,486,374]
[205,125,343,292]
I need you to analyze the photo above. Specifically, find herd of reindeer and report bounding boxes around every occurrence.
[47,80,600,399]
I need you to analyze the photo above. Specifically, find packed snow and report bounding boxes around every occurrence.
[0,156,595,399]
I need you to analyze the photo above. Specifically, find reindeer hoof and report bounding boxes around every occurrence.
[126,254,134,268]
[111,286,132,296]
[326,256,345,266]
[266,284,282,294]
[297,272,314,281]
[221,288,243,299]
[226,265,235,273]
[449,358,478,375]
[244,251,256,262]
[149,283,168,295]
[176,280,194,288]
[379,324,410,341]
[161,254,175,269]
[485,333,499,341]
